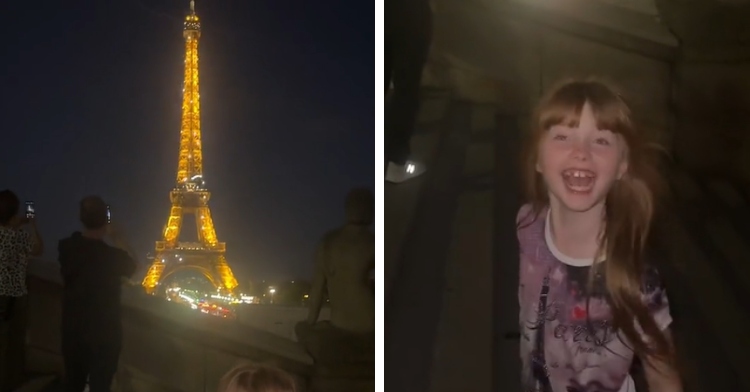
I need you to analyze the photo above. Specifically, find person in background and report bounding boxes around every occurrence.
[58,196,137,392]
[0,189,43,392]
[305,188,375,334]
[384,0,433,183]
[217,362,296,392]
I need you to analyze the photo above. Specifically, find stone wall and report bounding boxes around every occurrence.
[416,0,750,185]
[673,63,750,181]
[423,0,676,145]
[423,0,750,182]
[236,305,330,341]
[25,260,312,392]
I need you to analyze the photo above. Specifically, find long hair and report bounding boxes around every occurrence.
[0,189,20,225]
[520,78,673,363]
[217,362,296,392]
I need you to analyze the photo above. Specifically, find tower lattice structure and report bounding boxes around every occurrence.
[142,0,239,295]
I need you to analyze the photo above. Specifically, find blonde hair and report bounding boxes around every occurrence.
[217,362,296,392]
[520,78,672,362]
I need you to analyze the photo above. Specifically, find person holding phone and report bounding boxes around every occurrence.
[0,189,43,392]
[58,196,137,392]
[384,0,432,183]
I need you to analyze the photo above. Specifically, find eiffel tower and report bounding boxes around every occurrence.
[142,0,238,295]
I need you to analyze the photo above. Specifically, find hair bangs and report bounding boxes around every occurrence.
[538,96,585,131]
[536,80,632,136]
[586,91,632,136]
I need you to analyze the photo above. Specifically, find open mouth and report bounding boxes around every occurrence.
[562,169,596,194]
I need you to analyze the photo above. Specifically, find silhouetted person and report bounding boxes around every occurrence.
[0,190,43,392]
[385,0,433,183]
[297,188,375,392]
[306,188,375,333]
[58,196,137,392]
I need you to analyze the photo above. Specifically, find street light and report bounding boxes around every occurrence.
[269,288,276,304]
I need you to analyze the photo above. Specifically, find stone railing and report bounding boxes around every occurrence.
[236,305,330,342]
[25,260,313,392]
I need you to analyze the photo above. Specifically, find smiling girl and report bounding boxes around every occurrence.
[516,79,682,392]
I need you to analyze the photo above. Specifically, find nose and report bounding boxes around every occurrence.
[571,140,591,161]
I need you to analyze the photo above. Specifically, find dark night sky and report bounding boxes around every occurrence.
[0,1,374,282]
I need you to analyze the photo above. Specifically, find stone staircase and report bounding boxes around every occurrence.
[663,166,750,391]
[671,169,750,303]
[13,375,58,392]
[385,91,523,392]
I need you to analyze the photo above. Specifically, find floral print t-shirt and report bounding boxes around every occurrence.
[517,204,672,392]
[0,226,33,297]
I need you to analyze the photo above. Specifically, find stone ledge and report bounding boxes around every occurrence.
[681,45,750,63]
[666,224,750,389]
[15,375,57,392]
[27,259,311,367]
[451,0,679,61]
[24,260,314,391]
[121,293,313,375]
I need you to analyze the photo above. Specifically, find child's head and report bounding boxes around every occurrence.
[523,78,672,361]
[218,362,296,392]
[524,78,659,216]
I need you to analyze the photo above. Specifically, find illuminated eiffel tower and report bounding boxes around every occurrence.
[142,0,238,295]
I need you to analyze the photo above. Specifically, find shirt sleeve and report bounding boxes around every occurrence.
[516,204,533,229]
[641,266,673,331]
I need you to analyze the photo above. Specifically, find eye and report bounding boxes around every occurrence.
[594,137,610,146]
[552,134,567,141]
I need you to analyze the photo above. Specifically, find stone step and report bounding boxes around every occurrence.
[668,169,750,305]
[691,177,750,231]
[416,90,452,126]
[491,113,523,392]
[386,99,476,392]
[619,164,749,389]
[653,248,740,392]
[15,375,58,392]
[704,178,750,209]
[464,141,495,178]
[664,223,750,390]
[386,88,452,137]
[667,169,705,205]
[430,190,495,392]
[665,168,750,389]
[384,89,452,303]
[673,217,750,325]
[429,107,524,392]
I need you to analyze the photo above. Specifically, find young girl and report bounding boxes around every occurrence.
[217,362,296,392]
[517,79,682,392]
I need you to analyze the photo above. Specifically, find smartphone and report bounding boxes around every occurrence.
[25,201,35,219]
[106,205,111,224]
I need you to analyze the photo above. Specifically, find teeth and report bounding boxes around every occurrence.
[564,170,595,178]
[562,169,595,193]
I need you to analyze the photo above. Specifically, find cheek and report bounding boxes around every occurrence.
[537,145,565,171]
[593,149,625,173]
[536,159,563,188]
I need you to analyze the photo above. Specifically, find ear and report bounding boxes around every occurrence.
[617,158,628,180]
